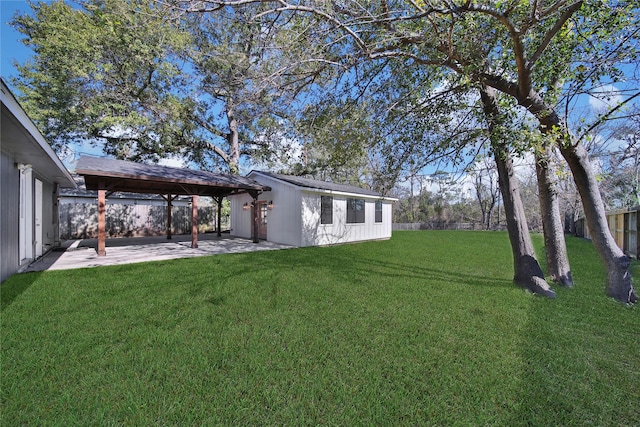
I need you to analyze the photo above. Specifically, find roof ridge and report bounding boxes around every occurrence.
[250,170,383,197]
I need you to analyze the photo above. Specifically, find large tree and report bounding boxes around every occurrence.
[183,3,293,172]
[480,85,555,297]
[11,0,291,173]
[12,0,193,161]
[186,0,637,302]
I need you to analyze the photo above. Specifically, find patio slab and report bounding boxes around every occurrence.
[22,234,294,272]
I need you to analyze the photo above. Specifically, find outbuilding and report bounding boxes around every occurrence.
[1,79,76,282]
[230,171,397,247]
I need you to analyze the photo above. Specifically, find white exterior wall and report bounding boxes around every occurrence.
[230,193,254,240]
[230,172,394,247]
[260,183,302,247]
[230,175,303,246]
[301,193,392,247]
[1,79,75,282]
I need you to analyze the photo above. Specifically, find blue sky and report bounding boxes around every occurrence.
[1,1,33,88]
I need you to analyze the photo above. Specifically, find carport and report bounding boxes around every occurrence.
[75,156,270,256]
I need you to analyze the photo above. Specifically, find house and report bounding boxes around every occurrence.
[229,171,397,247]
[1,79,76,282]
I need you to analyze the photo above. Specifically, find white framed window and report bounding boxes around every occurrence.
[321,195,333,224]
[347,198,365,224]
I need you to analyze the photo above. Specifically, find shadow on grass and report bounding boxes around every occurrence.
[507,237,639,426]
[1,272,42,312]
[293,245,515,290]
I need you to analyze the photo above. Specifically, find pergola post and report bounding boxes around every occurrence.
[247,190,261,243]
[97,189,106,256]
[216,196,223,237]
[191,195,198,248]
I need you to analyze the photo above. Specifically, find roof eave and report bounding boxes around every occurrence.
[1,79,76,188]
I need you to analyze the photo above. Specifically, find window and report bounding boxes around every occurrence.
[375,200,383,223]
[347,198,365,223]
[321,196,333,224]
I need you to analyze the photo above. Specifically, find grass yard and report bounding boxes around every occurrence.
[1,231,638,426]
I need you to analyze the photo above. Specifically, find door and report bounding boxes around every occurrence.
[258,200,268,240]
[35,179,43,257]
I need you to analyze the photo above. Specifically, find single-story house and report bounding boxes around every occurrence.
[1,78,76,282]
[229,171,397,247]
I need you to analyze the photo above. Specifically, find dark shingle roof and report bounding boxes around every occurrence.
[252,171,383,197]
[75,156,269,197]
[60,175,190,201]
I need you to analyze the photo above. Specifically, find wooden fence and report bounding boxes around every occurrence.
[392,222,509,231]
[575,207,639,259]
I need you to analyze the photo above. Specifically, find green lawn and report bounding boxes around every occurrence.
[1,231,638,426]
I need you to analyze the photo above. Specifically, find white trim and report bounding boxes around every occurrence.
[35,179,43,258]
[248,171,398,201]
[0,79,75,187]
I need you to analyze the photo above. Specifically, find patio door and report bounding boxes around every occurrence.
[257,200,268,240]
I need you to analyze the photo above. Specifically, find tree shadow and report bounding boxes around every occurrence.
[506,238,638,425]
[1,271,42,312]
[309,249,515,290]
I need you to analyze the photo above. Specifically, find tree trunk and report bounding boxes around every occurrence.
[558,140,637,303]
[494,145,555,297]
[226,108,240,175]
[480,87,555,297]
[523,90,637,303]
[535,147,573,286]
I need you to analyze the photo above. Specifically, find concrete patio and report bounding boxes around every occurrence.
[22,234,294,272]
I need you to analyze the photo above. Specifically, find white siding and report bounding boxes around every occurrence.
[1,152,20,282]
[260,183,302,246]
[230,193,254,239]
[231,174,303,246]
[301,193,392,246]
[231,172,395,248]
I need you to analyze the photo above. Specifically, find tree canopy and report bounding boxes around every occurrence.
[11,0,295,172]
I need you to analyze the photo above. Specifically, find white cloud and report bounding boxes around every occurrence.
[588,84,624,112]
[158,156,188,168]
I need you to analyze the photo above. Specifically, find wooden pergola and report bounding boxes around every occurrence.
[75,156,270,256]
